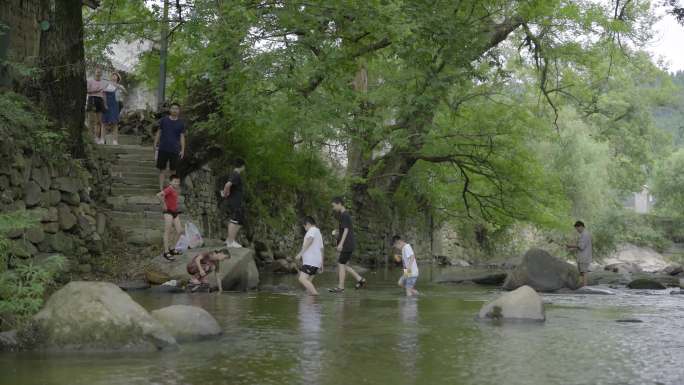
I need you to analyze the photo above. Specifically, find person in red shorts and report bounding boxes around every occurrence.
[187,248,231,293]
[156,174,183,261]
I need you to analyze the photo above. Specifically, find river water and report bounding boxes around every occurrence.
[1,267,683,385]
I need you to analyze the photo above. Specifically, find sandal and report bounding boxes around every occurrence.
[162,251,175,261]
[355,278,367,289]
[170,249,182,256]
[328,287,345,293]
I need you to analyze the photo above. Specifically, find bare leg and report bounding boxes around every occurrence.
[159,169,167,191]
[345,265,362,281]
[172,216,183,249]
[337,263,346,289]
[227,222,241,243]
[163,214,173,252]
[298,272,318,295]
[96,112,103,142]
[112,122,119,144]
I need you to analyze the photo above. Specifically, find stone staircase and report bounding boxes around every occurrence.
[99,134,184,247]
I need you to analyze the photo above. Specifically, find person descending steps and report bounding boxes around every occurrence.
[156,175,183,261]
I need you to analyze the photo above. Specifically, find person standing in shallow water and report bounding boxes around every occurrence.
[328,196,366,293]
[567,220,592,287]
[295,216,324,296]
[393,235,419,297]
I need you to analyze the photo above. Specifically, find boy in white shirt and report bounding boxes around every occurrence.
[295,216,324,295]
[393,235,419,297]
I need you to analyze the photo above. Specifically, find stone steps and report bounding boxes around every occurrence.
[99,138,188,248]
[111,186,161,196]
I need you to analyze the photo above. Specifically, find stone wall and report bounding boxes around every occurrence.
[0,146,107,274]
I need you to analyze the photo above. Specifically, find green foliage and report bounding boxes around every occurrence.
[652,148,684,216]
[0,211,65,330]
[0,255,65,330]
[83,0,676,258]
[591,211,671,256]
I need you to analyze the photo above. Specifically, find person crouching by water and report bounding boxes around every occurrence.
[187,248,231,293]
[295,216,324,296]
[566,220,592,287]
[392,235,419,297]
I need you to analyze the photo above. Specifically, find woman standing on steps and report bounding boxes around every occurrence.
[102,72,126,145]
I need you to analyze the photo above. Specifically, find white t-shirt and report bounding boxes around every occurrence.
[302,226,323,268]
[402,243,419,277]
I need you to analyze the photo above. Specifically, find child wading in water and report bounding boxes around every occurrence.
[295,216,324,295]
[393,235,419,297]
[187,248,231,293]
[156,174,183,261]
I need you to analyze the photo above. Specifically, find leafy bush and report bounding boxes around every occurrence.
[591,210,671,257]
[0,211,65,331]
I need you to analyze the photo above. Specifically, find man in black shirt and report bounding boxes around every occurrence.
[221,158,246,248]
[328,196,366,293]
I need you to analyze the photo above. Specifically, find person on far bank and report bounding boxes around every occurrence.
[328,197,366,293]
[295,216,324,296]
[221,158,246,248]
[566,220,592,287]
[156,174,183,261]
[393,235,419,297]
[153,102,186,190]
[86,67,107,144]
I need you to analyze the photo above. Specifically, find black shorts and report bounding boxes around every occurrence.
[221,199,245,226]
[163,210,181,219]
[87,96,105,113]
[157,150,179,171]
[300,264,319,276]
[229,205,245,226]
[338,251,353,265]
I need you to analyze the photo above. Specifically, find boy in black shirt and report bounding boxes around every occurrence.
[328,197,366,293]
[221,158,246,248]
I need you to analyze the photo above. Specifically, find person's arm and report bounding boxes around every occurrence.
[337,228,349,251]
[216,268,223,293]
[577,234,588,251]
[296,237,314,260]
[222,181,232,197]
[195,258,207,277]
[156,190,167,209]
[407,253,416,275]
[180,133,186,159]
[153,128,160,150]
[319,246,324,272]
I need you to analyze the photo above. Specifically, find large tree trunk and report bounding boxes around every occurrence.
[38,0,86,158]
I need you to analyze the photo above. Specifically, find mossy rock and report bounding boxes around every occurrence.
[145,270,171,284]
[627,278,666,290]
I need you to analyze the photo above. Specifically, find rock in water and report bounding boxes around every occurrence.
[19,281,177,351]
[146,247,259,291]
[151,305,221,343]
[477,285,545,322]
[435,268,507,285]
[626,278,666,290]
[503,248,580,292]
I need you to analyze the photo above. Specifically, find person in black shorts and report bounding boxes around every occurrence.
[220,158,246,248]
[328,197,366,293]
[153,103,186,190]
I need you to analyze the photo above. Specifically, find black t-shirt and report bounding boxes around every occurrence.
[337,211,355,252]
[227,171,243,205]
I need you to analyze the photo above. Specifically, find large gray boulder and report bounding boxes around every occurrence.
[435,267,507,285]
[147,247,259,291]
[477,285,545,322]
[503,248,580,292]
[151,305,221,343]
[19,281,177,352]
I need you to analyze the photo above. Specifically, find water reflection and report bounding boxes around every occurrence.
[297,295,323,385]
[397,298,419,385]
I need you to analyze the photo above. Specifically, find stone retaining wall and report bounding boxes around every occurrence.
[0,146,111,274]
